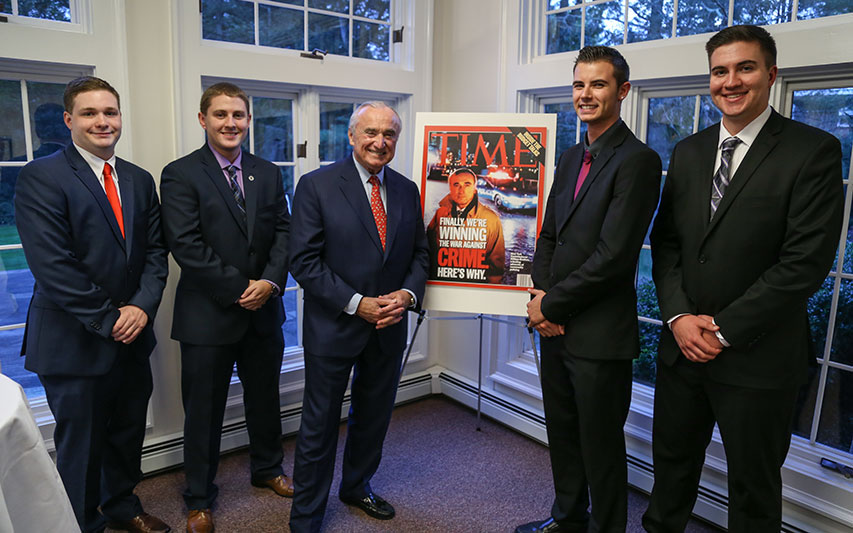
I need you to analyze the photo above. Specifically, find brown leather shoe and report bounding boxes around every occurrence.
[251,474,294,497]
[186,509,213,533]
[107,512,171,532]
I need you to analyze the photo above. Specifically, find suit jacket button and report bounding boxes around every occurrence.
[90,321,101,330]
[558,240,565,246]
[118,301,127,307]
[698,254,707,264]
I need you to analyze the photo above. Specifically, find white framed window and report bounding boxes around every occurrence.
[199,0,400,62]
[537,0,853,56]
[0,0,89,31]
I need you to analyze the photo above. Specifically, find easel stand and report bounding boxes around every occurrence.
[400,311,541,431]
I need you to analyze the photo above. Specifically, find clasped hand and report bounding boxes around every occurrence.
[239,279,274,311]
[526,288,565,337]
[357,289,410,329]
[671,314,724,363]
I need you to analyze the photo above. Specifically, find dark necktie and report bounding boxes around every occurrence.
[102,162,124,238]
[574,150,593,199]
[368,175,386,250]
[226,164,246,222]
[710,136,741,220]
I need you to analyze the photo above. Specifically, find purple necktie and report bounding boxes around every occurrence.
[574,150,593,199]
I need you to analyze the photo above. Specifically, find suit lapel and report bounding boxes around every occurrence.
[242,153,258,243]
[339,159,384,256]
[200,145,248,238]
[554,147,583,234]
[383,170,403,261]
[557,123,629,235]
[115,159,135,257]
[695,125,720,227]
[65,145,126,252]
[704,113,782,238]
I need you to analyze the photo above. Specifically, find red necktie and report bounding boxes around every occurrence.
[574,150,593,199]
[103,162,124,238]
[368,175,386,250]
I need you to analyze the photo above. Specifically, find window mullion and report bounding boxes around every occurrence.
[20,80,34,161]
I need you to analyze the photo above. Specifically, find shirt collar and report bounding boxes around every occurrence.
[73,142,117,178]
[583,118,623,159]
[719,104,772,150]
[208,141,242,171]
[352,153,385,185]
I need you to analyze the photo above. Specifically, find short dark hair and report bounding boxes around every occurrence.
[705,25,776,68]
[574,46,630,87]
[448,167,477,182]
[200,82,250,114]
[63,76,120,113]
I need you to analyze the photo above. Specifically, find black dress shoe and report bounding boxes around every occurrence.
[514,517,563,533]
[339,491,395,520]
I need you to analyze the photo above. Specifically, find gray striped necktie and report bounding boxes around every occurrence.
[225,164,246,221]
[710,136,741,220]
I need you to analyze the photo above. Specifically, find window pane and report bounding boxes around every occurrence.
[0,328,43,397]
[202,0,255,45]
[797,0,853,20]
[18,0,71,22]
[544,102,578,164]
[792,362,821,441]
[319,102,353,162]
[816,367,853,453]
[259,4,304,50]
[830,278,853,365]
[270,0,303,5]
[252,97,293,163]
[309,13,348,56]
[0,80,26,162]
[282,287,298,348]
[733,0,791,25]
[1,2,9,14]
[279,165,294,199]
[353,21,389,61]
[676,0,726,37]
[646,95,695,171]
[627,0,673,43]
[637,249,659,318]
[354,0,390,22]
[697,94,722,132]
[27,82,70,160]
[546,9,581,55]
[549,0,582,8]
[844,198,853,273]
[309,0,349,15]
[0,248,31,327]
[808,276,834,360]
[791,87,853,181]
[634,321,659,386]
[584,1,624,47]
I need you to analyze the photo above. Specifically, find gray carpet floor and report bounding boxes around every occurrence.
[124,396,722,532]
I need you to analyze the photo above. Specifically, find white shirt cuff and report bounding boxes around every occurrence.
[344,293,363,315]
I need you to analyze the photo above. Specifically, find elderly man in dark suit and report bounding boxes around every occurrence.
[288,101,429,533]
[643,25,843,533]
[520,46,662,533]
[15,76,169,533]
[160,82,291,533]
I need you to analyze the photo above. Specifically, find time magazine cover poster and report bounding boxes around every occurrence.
[412,113,556,316]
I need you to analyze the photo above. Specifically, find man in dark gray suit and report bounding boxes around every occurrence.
[644,25,843,533]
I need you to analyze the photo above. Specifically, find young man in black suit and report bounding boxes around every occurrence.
[520,46,662,533]
[160,82,291,533]
[643,25,843,533]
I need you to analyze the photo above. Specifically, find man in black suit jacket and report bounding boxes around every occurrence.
[643,26,843,533]
[520,47,662,533]
[160,83,291,533]
[288,102,429,533]
[15,77,169,533]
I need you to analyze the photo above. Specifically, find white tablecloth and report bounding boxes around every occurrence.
[0,373,78,532]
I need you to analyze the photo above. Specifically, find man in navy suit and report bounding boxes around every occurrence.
[160,83,291,533]
[520,46,662,533]
[15,76,169,533]
[288,102,429,533]
[644,26,843,532]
